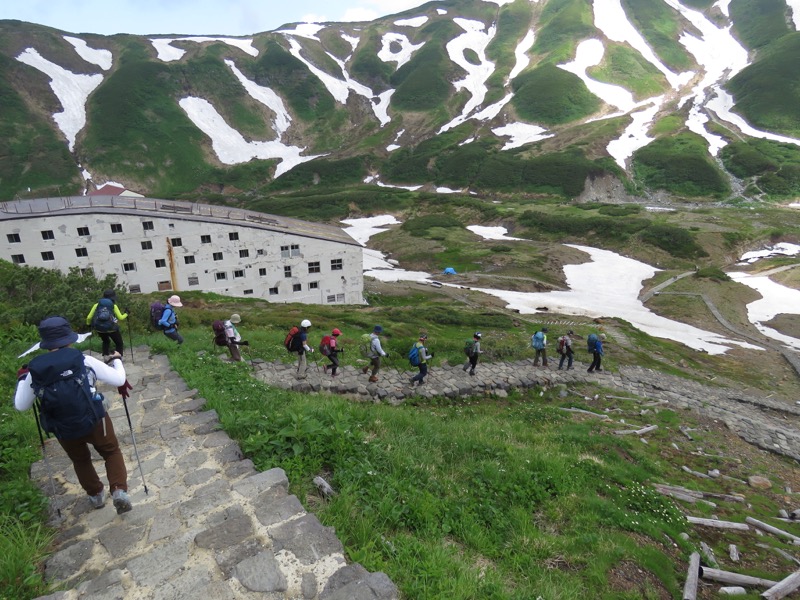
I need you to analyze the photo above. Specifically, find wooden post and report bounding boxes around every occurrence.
[746,517,800,544]
[683,552,700,600]
[700,567,778,589]
[761,569,800,599]
[687,516,750,531]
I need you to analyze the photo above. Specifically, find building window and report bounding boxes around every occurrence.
[309,281,319,289]
[155,259,166,268]
[257,249,265,256]
[110,244,122,254]
[280,245,290,258]
[229,232,239,241]
[280,244,300,258]
[337,293,345,302]
[269,287,278,295]
[41,251,54,261]
[201,235,211,244]
[41,230,55,240]
[141,241,153,250]
[188,276,199,286]
[157,280,171,291]
[243,289,253,295]
[327,295,336,303]
[215,272,227,281]
[331,258,343,271]
[129,284,141,293]
[77,226,90,236]
[258,268,267,276]
[75,248,88,257]
[293,283,302,292]
[123,262,136,272]
[284,266,292,278]
[239,249,249,258]
[171,237,182,247]
[308,261,320,274]
[11,254,25,264]
[213,252,223,261]
[7,233,20,243]
[110,224,123,233]
[184,256,196,265]
[234,269,244,278]
[291,244,300,256]
[142,221,154,231]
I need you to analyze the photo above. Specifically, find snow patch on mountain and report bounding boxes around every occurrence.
[178,97,322,177]
[492,122,553,150]
[378,32,424,68]
[468,226,524,241]
[277,23,325,41]
[225,60,291,138]
[63,36,112,70]
[728,270,800,351]
[16,48,103,152]
[785,0,800,28]
[439,18,498,133]
[558,39,637,113]
[714,0,732,17]
[509,30,535,81]
[150,37,258,62]
[395,16,428,27]
[606,99,663,169]
[341,33,360,52]
[374,90,394,127]
[285,38,350,103]
[707,90,800,147]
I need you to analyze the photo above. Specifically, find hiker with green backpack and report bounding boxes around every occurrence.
[462,332,483,376]
[86,289,127,358]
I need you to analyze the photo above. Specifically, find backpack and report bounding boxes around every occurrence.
[212,320,228,346]
[587,333,599,353]
[557,336,568,355]
[408,343,421,367]
[319,335,332,356]
[28,348,104,441]
[150,301,166,330]
[531,331,545,350]
[92,298,116,332]
[464,339,476,357]
[284,326,301,353]
[360,333,372,357]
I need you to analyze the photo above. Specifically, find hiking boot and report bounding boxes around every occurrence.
[322,365,328,373]
[112,489,132,514]
[469,370,475,376]
[368,376,378,383]
[362,366,369,374]
[463,364,469,372]
[89,490,106,509]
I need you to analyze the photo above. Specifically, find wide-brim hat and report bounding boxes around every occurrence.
[373,325,383,333]
[167,295,183,307]
[103,289,117,300]
[230,314,241,323]
[39,316,79,349]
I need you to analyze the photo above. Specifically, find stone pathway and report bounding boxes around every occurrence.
[32,347,398,600]
[253,356,800,462]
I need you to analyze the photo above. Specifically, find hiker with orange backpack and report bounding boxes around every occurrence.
[320,328,343,377]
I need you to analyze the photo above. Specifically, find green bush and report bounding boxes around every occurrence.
[694,267,730,282]
[401,215,463,236]
[729,0,792,50]
[532,0,594,61]
[511,64,600,125]
[639,224,709,259]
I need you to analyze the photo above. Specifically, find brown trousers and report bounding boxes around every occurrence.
[57,414,128,496]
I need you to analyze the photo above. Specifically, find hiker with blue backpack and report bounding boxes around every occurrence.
[85,289,127,358]
[462,332,483,376]
[531,327,549,367]
[587,333,606,373]
[14,316,134,514]
[157,295,184,345]
[409,333,433,386]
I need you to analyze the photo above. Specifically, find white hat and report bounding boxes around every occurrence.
[230,314,241,324]
[301,319,312,328]
[167,295,183,307]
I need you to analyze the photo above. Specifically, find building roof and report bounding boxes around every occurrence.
[88,184,144,197]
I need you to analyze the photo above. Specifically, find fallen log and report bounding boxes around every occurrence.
[701,541,719,568]
[700,567,777,589]
[682,466,711,479]
[761,569,800,599]
[746,517,800,544]
[682,552,700,600]
[614,424,658,435]
[756,544,800,567]
[559,407,610,420]
[686,516,750,531]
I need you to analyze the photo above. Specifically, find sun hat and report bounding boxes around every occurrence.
[38,316,79,349]
[373,325,383,333]
[103,289,117,300]
[301,319,312,328]
[332,328,342,336]
[230,314,241,324]
[474,332,482,338]
[167,295,183,307]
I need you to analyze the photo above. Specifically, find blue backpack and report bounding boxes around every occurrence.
[92,298,116,332]
[531,331,545,350]
[408,343,421,367]
[28,348,105,441]
[587,333,599,353]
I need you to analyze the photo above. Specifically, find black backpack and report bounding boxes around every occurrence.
[150,301,166,330]
[28,348,104,441]
[92,298,117,332]
[212,320,228,346]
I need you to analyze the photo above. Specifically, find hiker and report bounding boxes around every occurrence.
[223,314,243,362]
[296,319,313,379]
[14,316,133,514]
[361,325,387,383]
[531,327,549,367]
[557,330,575,370]
[587,333,606,373]
[85,289,127,358]
[462,332,483,376]
[409,334,434,386]
[321,328,343,377]
[157,295,183,345]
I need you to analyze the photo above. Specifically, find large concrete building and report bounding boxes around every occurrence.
[0,196,364,304]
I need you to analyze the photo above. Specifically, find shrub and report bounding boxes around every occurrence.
[694,267,730,282]
[639,224,709,259]
[401,215,463,236]
[511,64,600,125]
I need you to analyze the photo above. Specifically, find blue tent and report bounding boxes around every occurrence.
[443,267,457,275]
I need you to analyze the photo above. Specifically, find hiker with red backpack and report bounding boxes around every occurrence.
[15,316,134,514]
[557,330,575,370]
[85,289,127,358]
[291,319,313,379]
[320,328,343,377]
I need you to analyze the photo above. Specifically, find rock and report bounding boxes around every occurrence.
[747,475,772,490]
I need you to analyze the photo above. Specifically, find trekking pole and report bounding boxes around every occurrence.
[32,404,62,518]
[121,396,148,495]
[126,317,135,364]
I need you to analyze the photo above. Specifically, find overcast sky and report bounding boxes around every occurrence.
[1,0,433,36]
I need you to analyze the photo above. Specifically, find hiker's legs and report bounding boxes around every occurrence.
[228,342,242,362]
[411,363,427,383]
[469,355,478,374]
[59,435,103,497]
[297,351,307,376]
[91,416,128,493]
[567,351,574,369]
[534,349,543,366]
[370,357,381,376]
[99,332,112,356]
[558,353,566,369]
[542,349,548,366]
[109,330,124,355]
[329,354,339,375]
[588,352,601,372]
[164,330,183,344]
